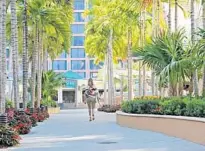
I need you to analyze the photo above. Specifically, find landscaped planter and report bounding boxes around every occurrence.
[47,107,60,114]
[116,111,205,145]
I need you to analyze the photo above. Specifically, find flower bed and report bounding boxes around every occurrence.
[0,125,21,147]
[98,104,121,113]
[121,97,205,117]
[1,103,50,147]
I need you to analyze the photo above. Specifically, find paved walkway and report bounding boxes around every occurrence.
[10,110,205,151]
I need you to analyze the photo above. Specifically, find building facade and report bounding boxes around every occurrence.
[47,0,103,79]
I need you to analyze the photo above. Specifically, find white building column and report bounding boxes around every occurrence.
[58,87,63,103]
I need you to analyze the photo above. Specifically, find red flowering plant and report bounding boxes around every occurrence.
[11,112,32,135]
[0,125,21,147]
[25,108,38,127]
[30,113,38,127]
[37,112,46,122]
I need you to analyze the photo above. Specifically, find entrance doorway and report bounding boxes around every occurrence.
[62,90,76,109]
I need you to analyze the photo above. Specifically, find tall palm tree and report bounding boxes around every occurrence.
[27,0,72,108]
[190,0,199,96]
[202,0,205,96]
[22,0,29,109]
[108,29,115,104]
[0,0,2,113]
[1,0,7,113]
[136,30,188,96]
[127,27,133,100]
[175,0,178,30]
[11,0,19,110]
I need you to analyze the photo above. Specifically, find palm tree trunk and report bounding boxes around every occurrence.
[43,51,48,72]
[107,29,114,105]
[168,0,172,30]
[120,75,124,102]
[128,27,133,100]
[175,0,178,30]
[103,53,108,104]
[202,1,205,96]
[0,0,3,113]
[22,0,28,109]
[142,65,146,96]
[191,0,199,96]
[37,31,43,108]
[142,9,146,96]
[1,0,6,113]
[31,24,38,108]
[139,61,142,96]
[11,0,19,110]
[151,0,156,95]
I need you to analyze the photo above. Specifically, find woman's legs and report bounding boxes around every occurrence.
[87,100,92,121]
[91,102,96,120]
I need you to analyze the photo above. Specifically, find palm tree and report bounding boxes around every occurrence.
[1,0,7,113]
[0,0,3,113]
[10,0,19,110]
[202,0,205,96]
[42,70,65,102]
[190,0,199,96]
[175,0,178,30]
[22,0,29,109]
[136,30,188,96]
[27,0,72,108]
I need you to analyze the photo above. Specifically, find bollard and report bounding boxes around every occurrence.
[0,113,8,125]
[18,109,25,115]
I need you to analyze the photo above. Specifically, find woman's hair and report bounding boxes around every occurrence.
[88,78,93,86]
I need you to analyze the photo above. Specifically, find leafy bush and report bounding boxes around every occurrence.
[121,97,205,118]
[0,125,21,147]
[6,99,14,109]
[41,97,57,108]
[160,98,186,116]
[121,100,160,114]
[25,109,38,127]
[7,111,32,135]
[134,96,160,100]
[98,105,121,113]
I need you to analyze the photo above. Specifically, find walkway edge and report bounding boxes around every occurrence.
[116,111,205,146]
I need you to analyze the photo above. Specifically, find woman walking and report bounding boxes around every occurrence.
[83,78,99,121]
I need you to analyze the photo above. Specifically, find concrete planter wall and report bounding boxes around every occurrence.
[116,111,205,145]
[48,107,60,114]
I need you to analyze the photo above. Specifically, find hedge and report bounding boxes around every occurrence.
[121,97,205,117]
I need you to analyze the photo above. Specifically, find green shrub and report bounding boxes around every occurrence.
[121,97,205,118]
[41,97,57,108]
[121,100,160,114]
[0,125,21,147]
[184,99,205,117]
[160,98,186,116]
[6,99,14,108]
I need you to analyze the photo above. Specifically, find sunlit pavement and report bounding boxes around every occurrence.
[10,109,205,151]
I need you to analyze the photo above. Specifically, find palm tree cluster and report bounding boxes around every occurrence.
[85,0,205,101]
[0,0,73,113]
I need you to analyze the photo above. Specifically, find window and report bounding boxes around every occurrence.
[52,60,67,70]
[90,60,103,70]
[71,60,85,70]
[76,72,86,78]
[58,51,67,58]
[74,12,84,22]
[71,24,85,34]
[72,36,84,46]
[71,48,85,58]
[90,72,98,78]
[74,0,84,10]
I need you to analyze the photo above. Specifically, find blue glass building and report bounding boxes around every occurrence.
[49,0,102,79]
